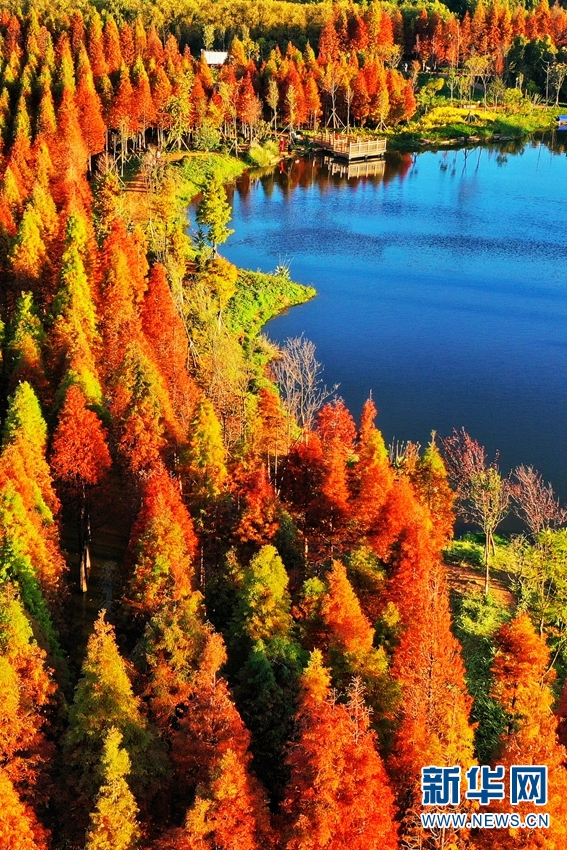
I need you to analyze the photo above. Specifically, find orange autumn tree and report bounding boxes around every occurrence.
[52,43,90,202]
[408,435,455,546]
[112,344,168,476]
[109,64,135,173]
[170,630,252,801]
[0,769,50,850]
[387,517,476,844]
[282,650,398,850]
[111,329,187,474]
[50,386,111,490]
[254,386,289,486]
[368,473,420,562]
[126,467,197,619]
[313,399,357,556]
[479,613,567,849]
[156,749,274,850]
[351,398,394,540]
[75,46,106,168]
[141,262,199,429]
[161,632,274,850]
[132,57,156,141]
[0,583,56,801]
[100,229,189,467]
[50,384,111,592]
[318,560,393,724]
[233,464,279,546]
[98,217,148,379]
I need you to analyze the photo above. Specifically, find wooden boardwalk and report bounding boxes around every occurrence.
[313,131,387,160]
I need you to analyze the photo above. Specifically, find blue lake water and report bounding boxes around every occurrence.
[219,137,567,498]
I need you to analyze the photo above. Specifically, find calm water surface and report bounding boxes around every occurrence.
[220,138,567,497]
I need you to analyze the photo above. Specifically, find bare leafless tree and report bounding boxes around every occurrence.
[511,465,567,539]
[551,63,567,106]
[442,427,511,593]
[271,334,337,431]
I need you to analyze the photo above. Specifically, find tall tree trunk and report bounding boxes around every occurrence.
[78,487,92,593]
[484,532,491,595]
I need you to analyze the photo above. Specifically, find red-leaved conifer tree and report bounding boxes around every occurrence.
[282,650,398,850]
[479,613,567,849]
[50,384,111,591]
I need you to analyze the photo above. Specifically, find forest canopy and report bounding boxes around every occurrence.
[0,2,564,849]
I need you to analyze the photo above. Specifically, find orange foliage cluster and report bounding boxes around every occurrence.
[0,9,566,850]
[405,0,567,73]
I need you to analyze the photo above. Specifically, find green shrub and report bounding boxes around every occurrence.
[248,140,279,167]
[192,121,222,152]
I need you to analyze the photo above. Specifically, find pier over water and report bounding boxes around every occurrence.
[313,130,387,160]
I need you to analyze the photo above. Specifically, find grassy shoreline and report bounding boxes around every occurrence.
[298,103,558,152]
[226,269,316,343]
[388,104,558,150]
[381,103,557,151]
[171,153,315,339]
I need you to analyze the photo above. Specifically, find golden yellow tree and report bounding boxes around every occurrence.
[85,727,140,850]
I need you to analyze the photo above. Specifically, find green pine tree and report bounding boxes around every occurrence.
[64,612,166,804]
[196,173,234,256]
[184,397,227,503]
[6,291,46,389]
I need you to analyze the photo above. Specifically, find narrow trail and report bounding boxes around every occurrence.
[62,479,132,672]
[444,558,515,608]
[122,166,151,226]
[122,149,219,224]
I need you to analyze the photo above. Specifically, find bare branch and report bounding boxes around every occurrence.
[441,428,511,593]
[511,465,567,538]
[271,334,338,430]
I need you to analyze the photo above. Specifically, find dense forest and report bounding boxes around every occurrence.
[0,3,566,850]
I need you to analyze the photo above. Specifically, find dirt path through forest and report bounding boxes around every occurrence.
[122,149,218,224]
[444,559,515,607]
[62,479,132,672]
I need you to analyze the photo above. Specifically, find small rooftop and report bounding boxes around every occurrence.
[201,50,228,67]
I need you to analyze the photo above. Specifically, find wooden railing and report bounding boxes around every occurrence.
[327,158,386,179]
[313,131,387,159]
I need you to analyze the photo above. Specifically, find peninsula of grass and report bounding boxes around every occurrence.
[387,104,558,150]
[166,152,316,344]
[150,151,314,357]
[225,269,316,343]
[176,152,246,203]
